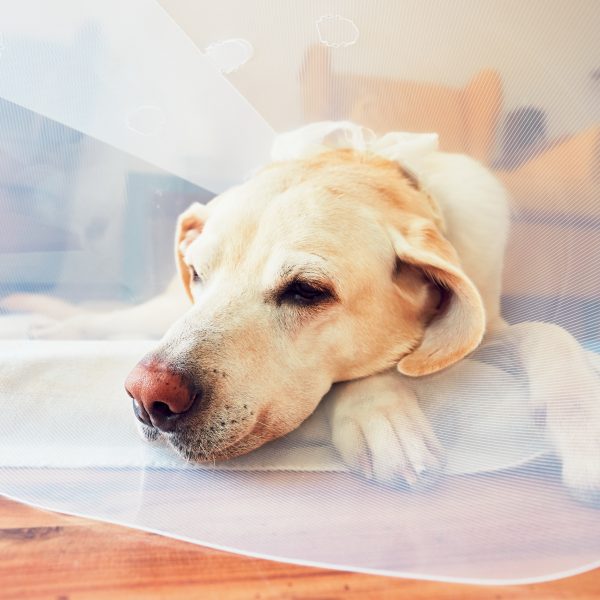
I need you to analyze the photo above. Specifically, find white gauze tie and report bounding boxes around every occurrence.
[271,121,439,180]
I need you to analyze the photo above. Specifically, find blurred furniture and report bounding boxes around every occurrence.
[301,44,502,164]
[300,45,600,204]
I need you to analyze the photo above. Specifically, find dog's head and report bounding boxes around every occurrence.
[125,150,484,461]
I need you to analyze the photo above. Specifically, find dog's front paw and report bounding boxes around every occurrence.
[329,374,445,487]
[559,428,600,507]
[564,464,600,507]
[546,359,600,507]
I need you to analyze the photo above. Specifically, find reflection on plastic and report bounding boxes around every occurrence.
[316,15,359,48]
[205,38,254,74]
[0,0,274,192]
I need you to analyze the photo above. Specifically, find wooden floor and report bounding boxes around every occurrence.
[1,496,599,599]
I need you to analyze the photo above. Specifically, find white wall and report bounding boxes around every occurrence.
[161,0,600,137]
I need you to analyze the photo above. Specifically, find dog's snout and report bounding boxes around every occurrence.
[125,360,198,432]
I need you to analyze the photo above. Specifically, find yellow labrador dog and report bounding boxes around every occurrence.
[5,124,600,501]
[124,145,507,477]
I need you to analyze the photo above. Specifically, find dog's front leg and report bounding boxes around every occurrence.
[507,322,600,504]
[17,278,189,340]
[324,369,445,487]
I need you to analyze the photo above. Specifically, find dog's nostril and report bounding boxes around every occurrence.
[151,401,176,420]
[146,397,196,433]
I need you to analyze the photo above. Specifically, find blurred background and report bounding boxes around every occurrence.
[0,0,598,343]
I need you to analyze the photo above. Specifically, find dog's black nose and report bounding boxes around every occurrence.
[125,359,199,432]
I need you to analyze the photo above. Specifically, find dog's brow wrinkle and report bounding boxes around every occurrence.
[278,260,335,283]
[279,264,296,278]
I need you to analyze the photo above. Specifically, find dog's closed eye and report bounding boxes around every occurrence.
[278,279,334,306]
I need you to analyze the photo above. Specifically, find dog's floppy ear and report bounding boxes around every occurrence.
[175,202,208,302]
[389,219,486,377]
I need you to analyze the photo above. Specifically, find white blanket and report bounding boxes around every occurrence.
[4,316,586,475]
